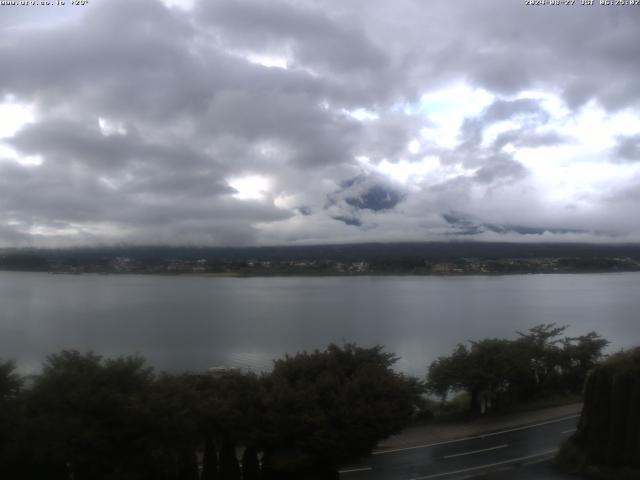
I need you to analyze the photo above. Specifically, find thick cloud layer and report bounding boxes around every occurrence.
[1,0,639,246]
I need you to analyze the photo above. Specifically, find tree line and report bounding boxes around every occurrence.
[0,344,422,480]
[426,324,609,413]
[0,325,614,479]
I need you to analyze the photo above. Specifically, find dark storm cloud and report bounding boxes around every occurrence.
[472,153,528,185]
[441,212,483,236]
[322,174,406,229]
[325,0,640,110]
[358,112,425,162]
[0,155,292,246]
[613,135,640,162]
[483,99,548,124]
[493,130,569,150]
[344,184,404,212]
[325,174,405,227]
[458,98,549,152]
[196,0,389,75]
[437,99,540,187]
[0,0,194,115]
[425,2,640,110]
[443,211,587,237]
[8,116,237,209]
[199,89,362,167]
[10,117,220,172]
[0,0,360,245]
[331,215,363,227]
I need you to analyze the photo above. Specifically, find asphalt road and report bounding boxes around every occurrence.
[339,415,580,480]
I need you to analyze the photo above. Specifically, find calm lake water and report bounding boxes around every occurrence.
[1,272,639,376]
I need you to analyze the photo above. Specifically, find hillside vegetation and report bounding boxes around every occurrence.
[557,348,640,479]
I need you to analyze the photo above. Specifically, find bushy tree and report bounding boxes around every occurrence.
[22,351,156,478]
[186,369,265,450]
[515,323,568,394]
[201,436,219,480]
[558,347,640,476]
[427,325,609,413]
[146,373,201,480]
[0,360,21,401]
[219,438,241,480]
[427,339,527,413]
[241,445,261,480]
[560,332,609,391]
[261,343,423,477]
[2,344,423,479]
[427,344,469,400]
[0,360,25,477]
[18,351,204,480]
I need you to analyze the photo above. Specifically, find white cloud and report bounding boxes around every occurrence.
[375,157,440,185]
[481,120,519,148]
[98,117,126,136]
[228,175,272,201]
[158,0,195,10]
[343,108,379,121]
[417,83,494,148]
[245,52,290,69]
[515,98,640,208]
[0,98,34,138]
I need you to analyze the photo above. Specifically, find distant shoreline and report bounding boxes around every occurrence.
[2,267,639,278]
[3,242,640,277]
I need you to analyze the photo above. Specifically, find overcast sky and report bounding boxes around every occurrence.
[1,0,640,247]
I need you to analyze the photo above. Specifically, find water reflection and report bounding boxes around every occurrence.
[1,272,638,376]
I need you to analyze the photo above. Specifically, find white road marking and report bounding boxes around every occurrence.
[373,414,579,455]
[562,428,577,434]
[372,436,477,455]
[339,466,373,474]
[407,449,558,480]
[442,444,508,459]
[475,415,581,440]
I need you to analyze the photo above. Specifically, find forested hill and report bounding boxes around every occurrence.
[2,242,640,275]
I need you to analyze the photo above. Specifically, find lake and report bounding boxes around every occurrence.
[1,272,639,377]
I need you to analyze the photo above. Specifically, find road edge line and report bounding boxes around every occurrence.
[442,444,508,459]
[339,467,373,474]
[408,449,558,480]
[373,414,579,455]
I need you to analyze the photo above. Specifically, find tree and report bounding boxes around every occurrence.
[558,347,640,476]
[176,448,199,480]
[23,351,157,479]
[0,360,25,477]
[427,340,527,413]
[21,351,204,480]
[219,438,241,480]
[147,373,201,480]
[515,323,567,394]
[0,360,21,402]
[241,445,261,480]
[465,339,524,413]
[186,369,265,456]
[201,436,219,480]
[560,332,609,392]
[261,344,423,478]
[427,344,469,400]
[427,325,609,414]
